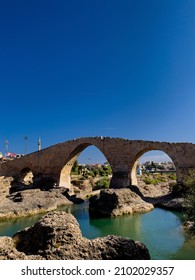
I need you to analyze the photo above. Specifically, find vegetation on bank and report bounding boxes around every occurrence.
[71,160,112,189]
[71,161,177,191]
[142,173,176,185]
[94,177,110,190]
[71,160,112,178]
[168,170,195,233]
[182,171,195,233]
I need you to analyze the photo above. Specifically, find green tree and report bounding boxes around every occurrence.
[183,170,195,232]
[92,167,99,177]
[103,165,112,175]
[71,160,79,175]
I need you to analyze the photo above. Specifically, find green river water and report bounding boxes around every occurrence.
[0,202,194,260]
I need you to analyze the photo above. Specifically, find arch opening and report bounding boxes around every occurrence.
[130,150,176,197]
[59,144,113,194]
[10,167,34,194]
[19,167,34,185]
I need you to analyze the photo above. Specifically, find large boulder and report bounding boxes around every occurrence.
[89,188,154,217]
[0,237,43,260]
[0,188,72,220]
[2,211,151,260]
[156,196,185,210]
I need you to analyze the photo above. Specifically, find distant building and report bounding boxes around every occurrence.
[136,164,142,175]
[95,164,102,168]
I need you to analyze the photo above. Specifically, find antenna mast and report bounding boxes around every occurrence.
[5,139,8,155]
[38,137,41,151]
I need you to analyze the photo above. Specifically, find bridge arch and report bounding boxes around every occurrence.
[130,147,177,186]
[58,142,112,189]
[19,167,34,185]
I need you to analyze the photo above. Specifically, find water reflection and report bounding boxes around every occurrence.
[0,203,194,260]
[140,209,184,259]
[171,235,195,260]
[0,215,41,237]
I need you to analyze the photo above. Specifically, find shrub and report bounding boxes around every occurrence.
[94,178,110,190]
[71,160,79,175]
[168,173,177,180]
[143,177,158,185]
[182,170,195,233]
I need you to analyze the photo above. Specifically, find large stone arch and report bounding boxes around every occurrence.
[130,148,177,186]
[58,142,112,189]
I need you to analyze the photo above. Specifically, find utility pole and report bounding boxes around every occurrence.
[24,136,28,155]
[38,137,41,151]
[5,139,8,155]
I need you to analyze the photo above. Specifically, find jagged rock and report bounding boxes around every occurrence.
[89,188,154,217]
[7,211,151,260]
[0,176,73,220]
[156,197,185,210]
[0,176,13,196]
[0,237,43,260]
[0,188,72,220]
[63,189,84,204]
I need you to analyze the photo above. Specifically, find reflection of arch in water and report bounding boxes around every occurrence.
[59,144,112,189]
[130,149,177,186]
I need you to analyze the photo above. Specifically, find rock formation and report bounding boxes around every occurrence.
[0,176,72,219]
[0,237,44,260]
[0,211,150,260]
[89,188,154,217]
[155,196,185,210]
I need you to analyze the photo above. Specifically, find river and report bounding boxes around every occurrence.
[0,202,194,260]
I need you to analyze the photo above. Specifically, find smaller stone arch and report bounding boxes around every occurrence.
[19,167,34,185]
[130,149,176,186]
[9,167,34,194]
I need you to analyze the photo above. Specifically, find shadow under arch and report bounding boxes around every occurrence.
[19,167,34,183]
[10,167,34,194]
[130,149,176,186]
[12,167,34,186]
[59,143,112,189]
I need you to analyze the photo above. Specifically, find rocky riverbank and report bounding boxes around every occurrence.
[0,176,72,220]
[0,211,150,260]
[0,173,184,220]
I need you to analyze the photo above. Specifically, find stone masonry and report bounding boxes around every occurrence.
[0,137,195,189]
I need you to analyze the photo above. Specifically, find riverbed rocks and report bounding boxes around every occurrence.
[3,211,150,260]
[89,188,154,217]
[0,176,12,197]
[0,187,72,220]
[136,178,171,197]
[0,174,184,220]
[0,237,44,260]
[155,196,185,210]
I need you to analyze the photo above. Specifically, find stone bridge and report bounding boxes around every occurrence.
[0,137,195,189]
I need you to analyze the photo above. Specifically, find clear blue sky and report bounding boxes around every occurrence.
[0,0,195,163]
